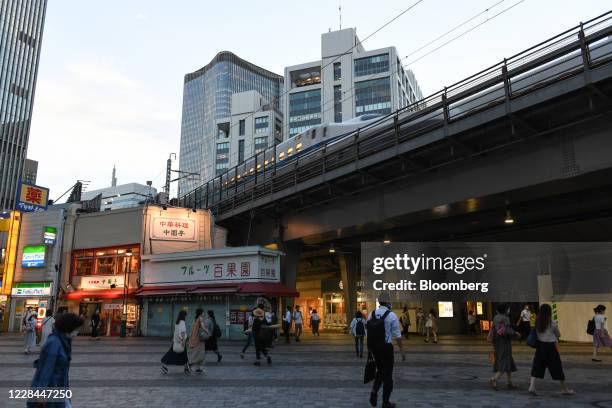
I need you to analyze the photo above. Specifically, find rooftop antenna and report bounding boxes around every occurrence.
[111,165,117,187]
[339,5,342,30]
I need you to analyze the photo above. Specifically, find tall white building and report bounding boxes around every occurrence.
[218,90,282,175]
[283,28,423,139]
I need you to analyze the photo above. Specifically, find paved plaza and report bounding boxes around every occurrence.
[0,332,611,407]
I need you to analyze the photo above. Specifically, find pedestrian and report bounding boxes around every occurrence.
[592,305,612,362]
[270,310,279,344]
[416,308,425,336]
[488,303,520,390]
[350,311,366,357]
[90,309,101,341]
[23,307,37,354]
[29,313,83,408]
[250,307,280,366]
[161,310,190,375]
[400,306,410,339]
[516,305,532,342]
[366,293,405,408]
[528,304,574,395]
[468,310,478,336]
[310,309,321,336]
[187,308,208,374]
[424,308,438,343]
[205,310,223,362]
[293,305,303,342]
[283,306,292,343]
[40,309,55,346]
[240,308,256,359]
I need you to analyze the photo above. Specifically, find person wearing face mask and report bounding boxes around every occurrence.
[30,313,84,408]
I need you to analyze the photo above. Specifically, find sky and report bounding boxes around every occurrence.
[27,0,610,201]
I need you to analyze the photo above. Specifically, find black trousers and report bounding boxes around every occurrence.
[372,343,394,403]
[531,342,565,381]
[283,321,291,342]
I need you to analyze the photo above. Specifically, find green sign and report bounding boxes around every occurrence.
[43,226,57,245]
[22,245,46,268]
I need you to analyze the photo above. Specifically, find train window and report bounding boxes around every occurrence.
[296,143,302,152]
[287,147,294,156]
[264,160,269,166]
[311,131,316,140]
[249,167,254,174]
[323,126,327,138]
[237,174,241,180]
[279,152,285,161]
[257,164,262,170]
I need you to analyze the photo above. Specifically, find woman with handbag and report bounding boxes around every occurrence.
[528,304,574,395]
[161,310,190,375]
[592,305,612,362]
[188,308,209,374]
[489,304,520,390]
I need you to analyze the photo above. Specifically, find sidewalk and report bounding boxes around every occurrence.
[1,332,610,407]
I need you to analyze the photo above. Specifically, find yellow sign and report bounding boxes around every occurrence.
[0,219,9,232]
[16,182,49,212]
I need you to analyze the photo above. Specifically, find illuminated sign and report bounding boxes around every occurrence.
[22,246,46,268]
[79,275,125,290]
[11,282,52,297]
[476,302,483,315]
[43,226,57,245]
[438,301,454,318]
[15,182,49,213]
[150,217,197,241]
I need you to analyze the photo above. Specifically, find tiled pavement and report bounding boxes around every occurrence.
[0,332,611,407]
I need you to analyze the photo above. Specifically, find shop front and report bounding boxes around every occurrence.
[139,247,298,340]
[62,245,140,336]
[8,282,53,332]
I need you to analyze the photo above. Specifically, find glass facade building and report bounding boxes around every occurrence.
[355,77,392,115]
[288,89,321,137]
[0,0,47,210]
[178,52,283,195]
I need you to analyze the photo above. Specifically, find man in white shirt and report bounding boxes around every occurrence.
[367,293,404,408]
[283,306,292,343]
[293,305,303,342]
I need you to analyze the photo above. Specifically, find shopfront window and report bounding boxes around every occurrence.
[72,246,140,277]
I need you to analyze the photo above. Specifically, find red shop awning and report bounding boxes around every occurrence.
[135,284,198,297]
[238,282,299,298]
[65,289,136,300]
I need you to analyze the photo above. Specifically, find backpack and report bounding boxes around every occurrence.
[355,319,366,336]
[213,322,222,338]
[366,310,390,351]
[586,318,596,335]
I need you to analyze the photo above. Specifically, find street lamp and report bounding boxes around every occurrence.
[120,249,133,337]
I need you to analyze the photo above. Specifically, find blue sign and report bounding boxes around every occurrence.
[15,182,49,213]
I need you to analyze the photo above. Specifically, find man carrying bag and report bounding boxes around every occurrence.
[365,293,405,408]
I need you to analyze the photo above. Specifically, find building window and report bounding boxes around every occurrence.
[254,116,269,134]
[216,142,230,175]
[355,77,391,116]
[354,53,389,77]
[72,247,140,278]
[239,119,245,136]
[254,137,268,154]
[290,66,321,88]
[238,140,245,163]
[333,62,341,81]
[334,85,342,123]
[289,89,321,137]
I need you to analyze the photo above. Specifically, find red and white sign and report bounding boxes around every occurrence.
[150,217,197,241]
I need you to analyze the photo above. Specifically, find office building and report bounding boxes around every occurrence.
[178,52,283,195]
[283,28,423,138]
[0,0,47,210]
[81,182,157,211]
[22,158,37,184]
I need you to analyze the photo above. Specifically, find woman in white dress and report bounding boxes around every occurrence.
[40,309,55,346]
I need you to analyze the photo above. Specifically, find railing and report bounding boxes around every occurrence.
[181,11,612,216]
